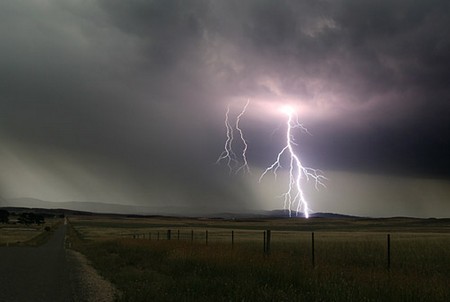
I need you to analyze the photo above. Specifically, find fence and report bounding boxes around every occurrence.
[129,228,394,269]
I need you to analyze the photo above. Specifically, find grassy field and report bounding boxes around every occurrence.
[68,215,450,302]
[0,218,61,246]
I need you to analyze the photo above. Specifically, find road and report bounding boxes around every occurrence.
[0,224,80,302]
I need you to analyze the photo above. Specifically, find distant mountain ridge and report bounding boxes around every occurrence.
[0,198,163,215]
[0,197,359,219]
[1,198,246,217]
[263,209,359,219]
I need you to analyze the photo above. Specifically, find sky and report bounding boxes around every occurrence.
[1,0,450,217]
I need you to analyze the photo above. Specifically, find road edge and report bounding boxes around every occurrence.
[66,248,119,302]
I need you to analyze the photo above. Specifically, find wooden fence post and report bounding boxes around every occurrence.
[312,232,315,268]
[177,230,180,240]
[206,230,208,245]
[231,230,234,249]
[157,232,160,241]
[263,231,266,253]
[167,229,171,240]
[387,234,391,270]
[266,230,271,255]
[191,230,194,243]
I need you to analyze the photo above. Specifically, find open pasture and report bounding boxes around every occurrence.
[0,225,43,246]
[69,215,450,239]
[0,218,60,246]
[69,215,450,301]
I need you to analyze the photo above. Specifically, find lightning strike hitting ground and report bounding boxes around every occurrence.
[259,106,326,218]
[216,100,251,174]
[217,103,325,218]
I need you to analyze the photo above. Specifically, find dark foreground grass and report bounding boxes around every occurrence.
[69,225,450,302]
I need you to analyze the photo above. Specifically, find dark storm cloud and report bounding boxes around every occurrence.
[203,0,450,176]
[1,0,449,215]
[0,0,249,209]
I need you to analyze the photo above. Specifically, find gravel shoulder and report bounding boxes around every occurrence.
[66,249,119,302]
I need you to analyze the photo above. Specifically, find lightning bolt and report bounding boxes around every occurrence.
[216,100,251,174]
[259,106,326,218]
[235,100,251,174]
[217,103,325,218]
[216,105,238,173]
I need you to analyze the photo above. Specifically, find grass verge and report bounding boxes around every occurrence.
[0,219,62,247]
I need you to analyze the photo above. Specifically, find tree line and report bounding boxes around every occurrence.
[0,210,46,225]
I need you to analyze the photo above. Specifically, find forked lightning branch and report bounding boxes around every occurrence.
[217,101,326,218]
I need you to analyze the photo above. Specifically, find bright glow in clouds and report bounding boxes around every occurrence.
[217,102,326,218]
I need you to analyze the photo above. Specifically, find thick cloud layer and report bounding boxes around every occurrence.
[1,0,449,216]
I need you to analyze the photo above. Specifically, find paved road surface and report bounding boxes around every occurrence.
[0,225,80,302]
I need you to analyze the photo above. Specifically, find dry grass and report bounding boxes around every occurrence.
[68,215,450,301]
[0,218,61,246]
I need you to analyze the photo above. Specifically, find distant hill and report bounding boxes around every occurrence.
[0,198,159,215]
[204,210,360,220]
[1,197,358,219]
[310,212,360,219]
[0,197,236,217]
[257,210,359,219]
